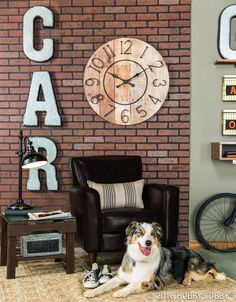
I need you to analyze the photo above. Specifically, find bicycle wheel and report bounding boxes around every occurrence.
[195,193,236,252]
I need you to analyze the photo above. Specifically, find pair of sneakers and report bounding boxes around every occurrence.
[83,263,113,289]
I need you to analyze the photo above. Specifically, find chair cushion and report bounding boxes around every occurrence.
[102,207,162,233]
[87,179,144,209]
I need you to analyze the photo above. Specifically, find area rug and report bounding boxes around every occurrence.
[0,249,235,302]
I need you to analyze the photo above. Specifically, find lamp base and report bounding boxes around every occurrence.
[8,199,33,210]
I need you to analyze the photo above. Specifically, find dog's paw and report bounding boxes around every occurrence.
[182,280,191,286]
[141,281,159,290]
[182,278,191,286]
[113,289,128,298]
[215,273,226,280]
[83,290,97,298]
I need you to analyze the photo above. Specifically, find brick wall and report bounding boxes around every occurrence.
[0,0,190,245]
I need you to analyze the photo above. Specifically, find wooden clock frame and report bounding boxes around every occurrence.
[83,38,169,126]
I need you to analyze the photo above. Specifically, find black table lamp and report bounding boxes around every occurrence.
[8,130,47,210]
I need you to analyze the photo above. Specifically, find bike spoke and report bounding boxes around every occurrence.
[212,199,224,218]
[201,225,223,240]
[202,211,220,221]
[218,198,225,217]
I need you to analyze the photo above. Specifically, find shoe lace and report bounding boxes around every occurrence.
[84,270,97,282]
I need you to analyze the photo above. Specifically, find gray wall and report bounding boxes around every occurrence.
[190,0,236,239]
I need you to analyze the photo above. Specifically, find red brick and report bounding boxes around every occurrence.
[73,0,93,5]
[137,129,157,136]
[85,137,104,143]
[126,6,147,13]
[127,21,147,27]
[137,144,156,150]
[106,137,125,143]
[62,7,82,14]
[83,7,104,14]
[170,20,190,27]
[105,21,125,28]
[94,14,114,21]
[51,0,72,6]
[116,0,136,4]
[94,28,114,35]
[62,21,82,28]
[95,130,115,136]
[159,172,178,178]
[159,13,180,20]
[169,151,189,157]
[0,37,19,44]
[84,21,104,28]
[0,8,18,15]
[138,28,158,35]
[160,28,180,35]
[147,137,168,143]
[115,28,136,35]
[0,80,19,87]
[181,13,191,19]
[0,23,19,30]
[148,151,168,157]
[74,143,94,150]
[0,1,8,7]
[148,6,168,13]
[148,20,169,27]
[137,0,157,4]
[127,137,146,143]
[159,0,179,4]
[105,7,125,13]
[170,5,190,12]
[94,0,114,5]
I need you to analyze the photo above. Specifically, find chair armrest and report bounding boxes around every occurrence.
[69,186,102,252]
[142,184,179,247]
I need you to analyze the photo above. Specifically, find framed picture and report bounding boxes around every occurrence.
[222,110,236,135]
[222,75,236,101]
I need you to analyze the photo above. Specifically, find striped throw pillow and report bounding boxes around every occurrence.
[87,179,144,210]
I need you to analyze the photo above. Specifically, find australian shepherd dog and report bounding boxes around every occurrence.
[84,221,226,298]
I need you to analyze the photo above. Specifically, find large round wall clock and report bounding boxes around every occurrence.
[83,37,169,125]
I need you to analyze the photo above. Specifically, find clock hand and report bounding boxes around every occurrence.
[116,67,150,88]
[107,71,126,82]
[126,67,150,82]
[116,81,135,88]
[108,72,135,87]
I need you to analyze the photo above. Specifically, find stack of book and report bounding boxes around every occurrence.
[223,151,236,158]
[4,208,40,216]
[28,210,72,220]
[3,208,72,220]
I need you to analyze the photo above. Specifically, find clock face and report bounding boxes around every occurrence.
[83,38,169,125]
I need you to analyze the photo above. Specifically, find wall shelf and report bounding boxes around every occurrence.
[211,142,236,160]
[215,59,236,65]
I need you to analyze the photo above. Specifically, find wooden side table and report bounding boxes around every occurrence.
[0,214,76,279]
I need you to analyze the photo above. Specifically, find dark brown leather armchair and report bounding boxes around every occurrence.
[69,156,179,264]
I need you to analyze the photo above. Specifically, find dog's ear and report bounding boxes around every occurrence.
[151,222,163,239]
[126,221,139,237]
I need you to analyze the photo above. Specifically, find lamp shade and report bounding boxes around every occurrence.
[22,139,47,169]
[22,152,47,169]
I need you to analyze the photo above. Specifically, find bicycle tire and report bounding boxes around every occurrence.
[195,192,236,253]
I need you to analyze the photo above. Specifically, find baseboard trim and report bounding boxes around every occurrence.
[189,240,203,249]
[189,240,236,249]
